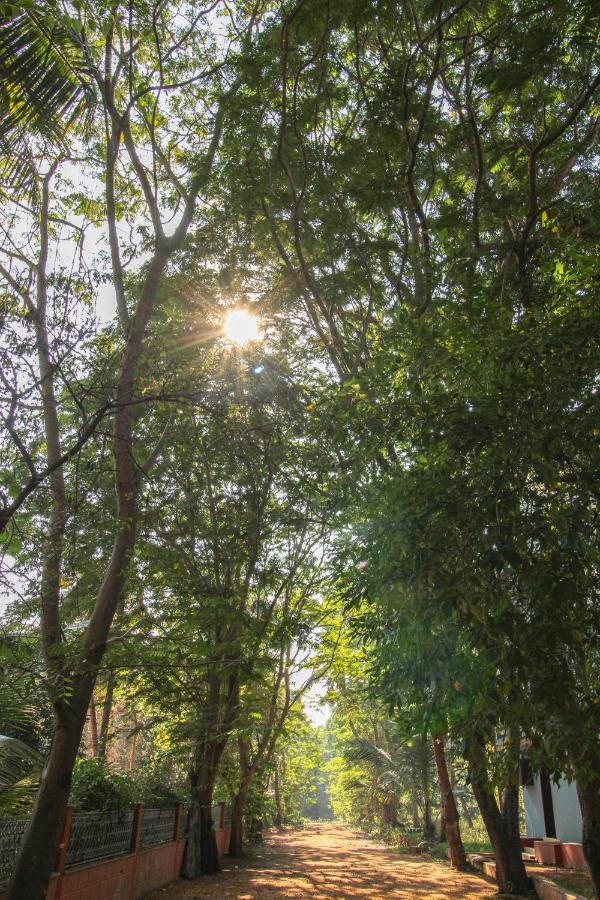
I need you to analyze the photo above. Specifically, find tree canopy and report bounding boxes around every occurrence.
[0,1,598,898]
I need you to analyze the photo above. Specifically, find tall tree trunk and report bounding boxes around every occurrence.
[228,780,250,857]
[98,669,115,758]
[184,671,239,877]
[5,227,172,900]
[449,755,474,827]
[5,167,71,900]
[412,797,420,828]
[467,740,530,896]
[421,742,435,839]
[229,691,287,858]
[501,781,522,856]
[5,58,236,895]
[422,792,434,839]
[432,735,468,870]
[439,810,447,843]
[460,793,474,828]
[184,782,220,878]
[577,775,600,897]
[128,715,138,772]
[382,792,399,828]
[88,693,99,757]
[6,707,87,899]
[274,765,283,828]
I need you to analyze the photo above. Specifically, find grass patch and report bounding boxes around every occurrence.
[463,838,493,853]
[461,822,493,854]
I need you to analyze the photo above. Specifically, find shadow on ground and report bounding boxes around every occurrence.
[148,822,497,898]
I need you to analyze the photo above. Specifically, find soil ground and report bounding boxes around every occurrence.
[148,822,498,898]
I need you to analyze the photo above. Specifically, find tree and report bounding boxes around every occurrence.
[1,4,261,896]
[1,2,597,897]
[227,0,599,892]
[107,332,335,872]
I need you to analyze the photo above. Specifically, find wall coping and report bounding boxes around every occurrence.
[531,874,587,900]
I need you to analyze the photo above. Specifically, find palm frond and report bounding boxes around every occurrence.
[344,737,394,772]
[0,733,42,812]
[0,131,36,194]
[0,734,42,776]
[346,777,369,791]
[0,775,39,813]
[378,769,402,791]
[0,2,94,145]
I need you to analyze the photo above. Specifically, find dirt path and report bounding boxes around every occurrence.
[149,822,497,898]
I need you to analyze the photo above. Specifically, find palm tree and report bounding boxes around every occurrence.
[345,733,437,837]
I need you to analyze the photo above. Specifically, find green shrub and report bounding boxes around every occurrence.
[70,758,136,811]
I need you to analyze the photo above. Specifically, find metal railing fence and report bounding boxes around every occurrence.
[66,809,136,868]
[139,807,176,850]
[0,804,186,886]
[0,817,29,887]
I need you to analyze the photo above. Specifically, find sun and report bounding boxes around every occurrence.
[223,309,261,345]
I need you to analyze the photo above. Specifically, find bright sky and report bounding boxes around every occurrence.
[300,679,331,727]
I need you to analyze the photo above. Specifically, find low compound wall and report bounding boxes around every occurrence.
[468,852,590,900]
[43,840,187,900]
[0,804,230,900]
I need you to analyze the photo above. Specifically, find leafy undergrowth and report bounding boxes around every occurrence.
[427,842,451,861]
[460,823,493,855]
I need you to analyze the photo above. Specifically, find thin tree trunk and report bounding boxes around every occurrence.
[382,792,399,828]
[184,670,239,877]
[460,793,474,828]
[412,797,420,828]
[128,715,138,772]
[88,694,99,757]
[228,780,250,857]
[35,166,67,704]
[421,741,435,839]
[422,792,434,839]
[467,739,530,896]
[98,669,115,757]
[228,651,291,857]
[274,765,283,828]
[4,167,72,900]
[229,735,255,857]
[371,773,378,823]
[432,734,468,870]
[448,754,474,827]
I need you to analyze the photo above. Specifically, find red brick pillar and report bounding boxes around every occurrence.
[53,805,75,900]
[129,804,144,900]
